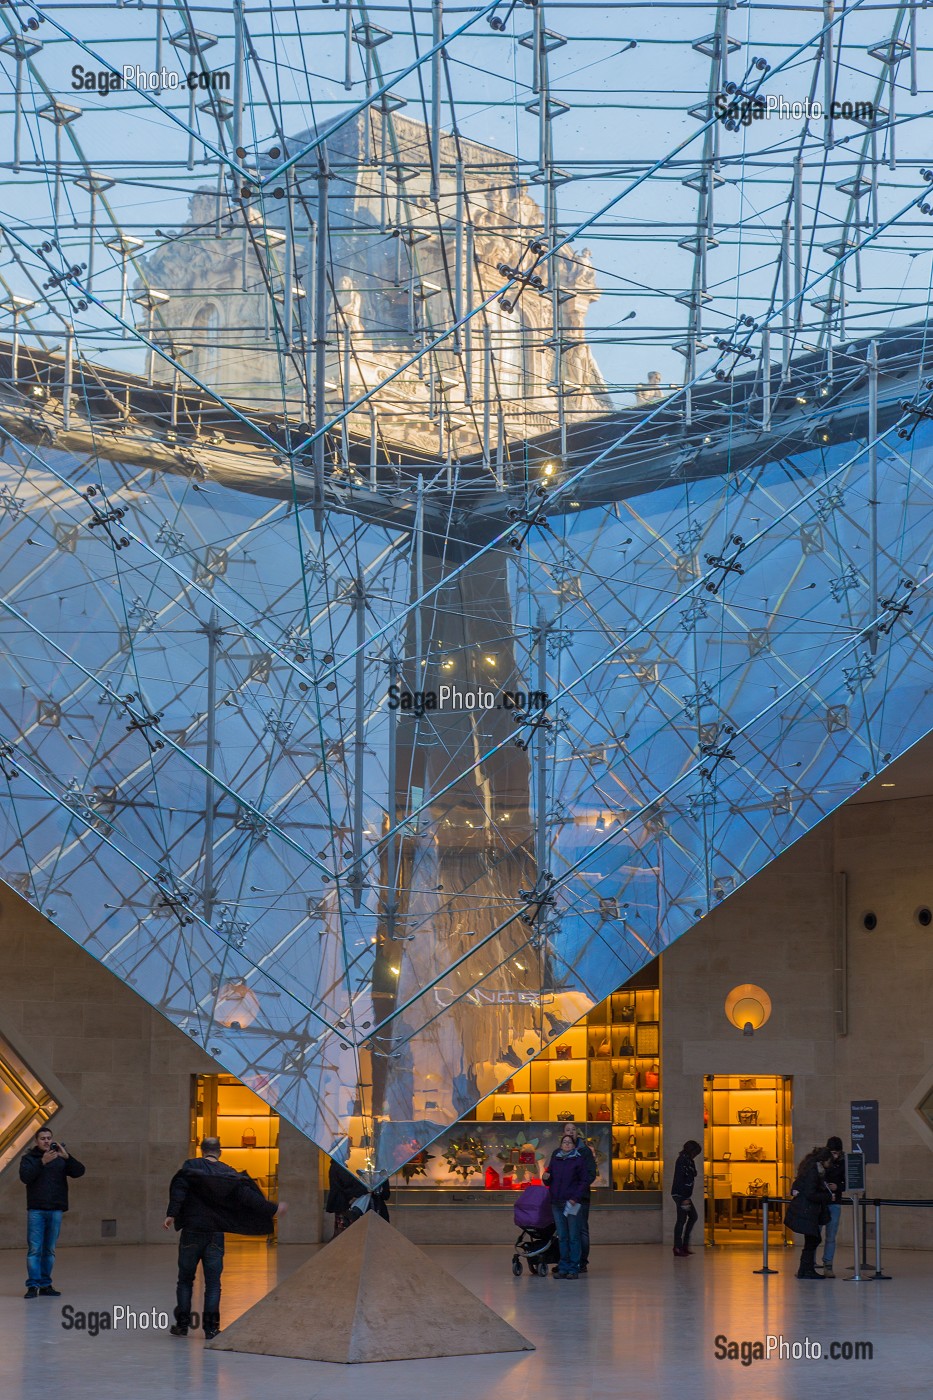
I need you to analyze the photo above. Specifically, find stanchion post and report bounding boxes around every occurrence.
[870,1200,892,1279]
[845,1195,864,1282]
[754,1196,779,1274]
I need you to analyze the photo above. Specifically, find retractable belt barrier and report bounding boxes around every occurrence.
[752,1195,865,1279]
[753,1195,933,1278]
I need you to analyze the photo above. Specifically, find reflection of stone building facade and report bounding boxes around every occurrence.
[142,110,610,459]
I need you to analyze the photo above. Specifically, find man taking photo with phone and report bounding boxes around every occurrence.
[19,1126,86,1298]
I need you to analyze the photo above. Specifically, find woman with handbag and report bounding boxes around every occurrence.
[783,1146,833,1278]
[670,1140,701,1257]
[542,1133,589,1279]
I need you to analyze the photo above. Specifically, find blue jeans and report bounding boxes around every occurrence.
[552,1203,582,1274]
[26,1209,63,1289]
[822,1203,842,1266]
[175,1228,225,1329]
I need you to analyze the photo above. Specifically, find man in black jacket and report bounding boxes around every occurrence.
[163,1136,286,1339]
[19,1126,86,1299]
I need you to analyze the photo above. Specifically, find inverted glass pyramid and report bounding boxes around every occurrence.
[1,328,932,1181]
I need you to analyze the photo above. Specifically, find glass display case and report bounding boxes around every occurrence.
[703,1074,793,1244]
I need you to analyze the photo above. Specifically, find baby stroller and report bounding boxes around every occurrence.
[511,1184,559,1276]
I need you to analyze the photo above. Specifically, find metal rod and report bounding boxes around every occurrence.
[453,160,464,354]
[187,81,196,170]
[464,222,474,402]
[62,323,73,431]
[781,220,791,378]
[823,0,835,149]
[314,155,329,529]
[201,607,222,924]
[414,476,424,670]
[232,0,245,156]
[871,1200,892,1278]
[847,1195,864,1281]
[535,610,549,880]
[483,322,491,468]
[868,340,878,655]
[761,325,771,431]
[283,173,294,343]
[155,0,164,79]
[909,1,918,95]
[532,0,542,93]
[753,1197,778,1272]
[86,193,97,291]
[384,649,399,940]
[430,0,443,203]
[496,407,505,489]
[365,407,376,489]
[344,0,354,92]
[351,578,366,909]
[537,24,549,175]
[54,125,62,222]
[793,158,803,326]
[12,58,23,174]
[305,219,315,423]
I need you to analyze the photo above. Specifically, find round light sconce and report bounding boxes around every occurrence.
[725,983,772,1037]
[214,979,260,1029]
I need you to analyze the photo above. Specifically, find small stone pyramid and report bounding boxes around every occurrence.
[207,1210,534,1363]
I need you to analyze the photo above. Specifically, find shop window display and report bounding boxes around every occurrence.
[390,972,662,1198]
[703,1074,793,1243]
[192,1074,280,1222]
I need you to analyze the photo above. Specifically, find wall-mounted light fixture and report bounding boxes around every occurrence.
[724,983,772,1037]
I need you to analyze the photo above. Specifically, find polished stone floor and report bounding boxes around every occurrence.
[0,1239,926,1399]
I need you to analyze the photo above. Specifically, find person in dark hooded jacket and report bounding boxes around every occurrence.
[671,1140,701,1256]
[784,1146,833,1279]
[163,1136,287,1338]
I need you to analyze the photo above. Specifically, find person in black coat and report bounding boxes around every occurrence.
[163,1136,287,1338]
[784,1146,833,1278]
[567,1127,599,1272]
[19,1126,86,1298]
[325,1159,390,1235]
[671,1140,702,1256]
[821,1136,845,1276]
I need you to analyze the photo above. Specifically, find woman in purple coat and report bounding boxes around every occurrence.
[542,1133,590,1279]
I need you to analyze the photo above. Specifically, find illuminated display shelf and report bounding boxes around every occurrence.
[703,1074,793,1242]
[460,971,662,1195]
[192,1074,281,1219]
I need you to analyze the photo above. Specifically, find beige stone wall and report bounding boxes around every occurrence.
[661,794,933,1251]
[0,893,322,1248]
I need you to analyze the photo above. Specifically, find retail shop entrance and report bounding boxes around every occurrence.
[703,1074,792,1246]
